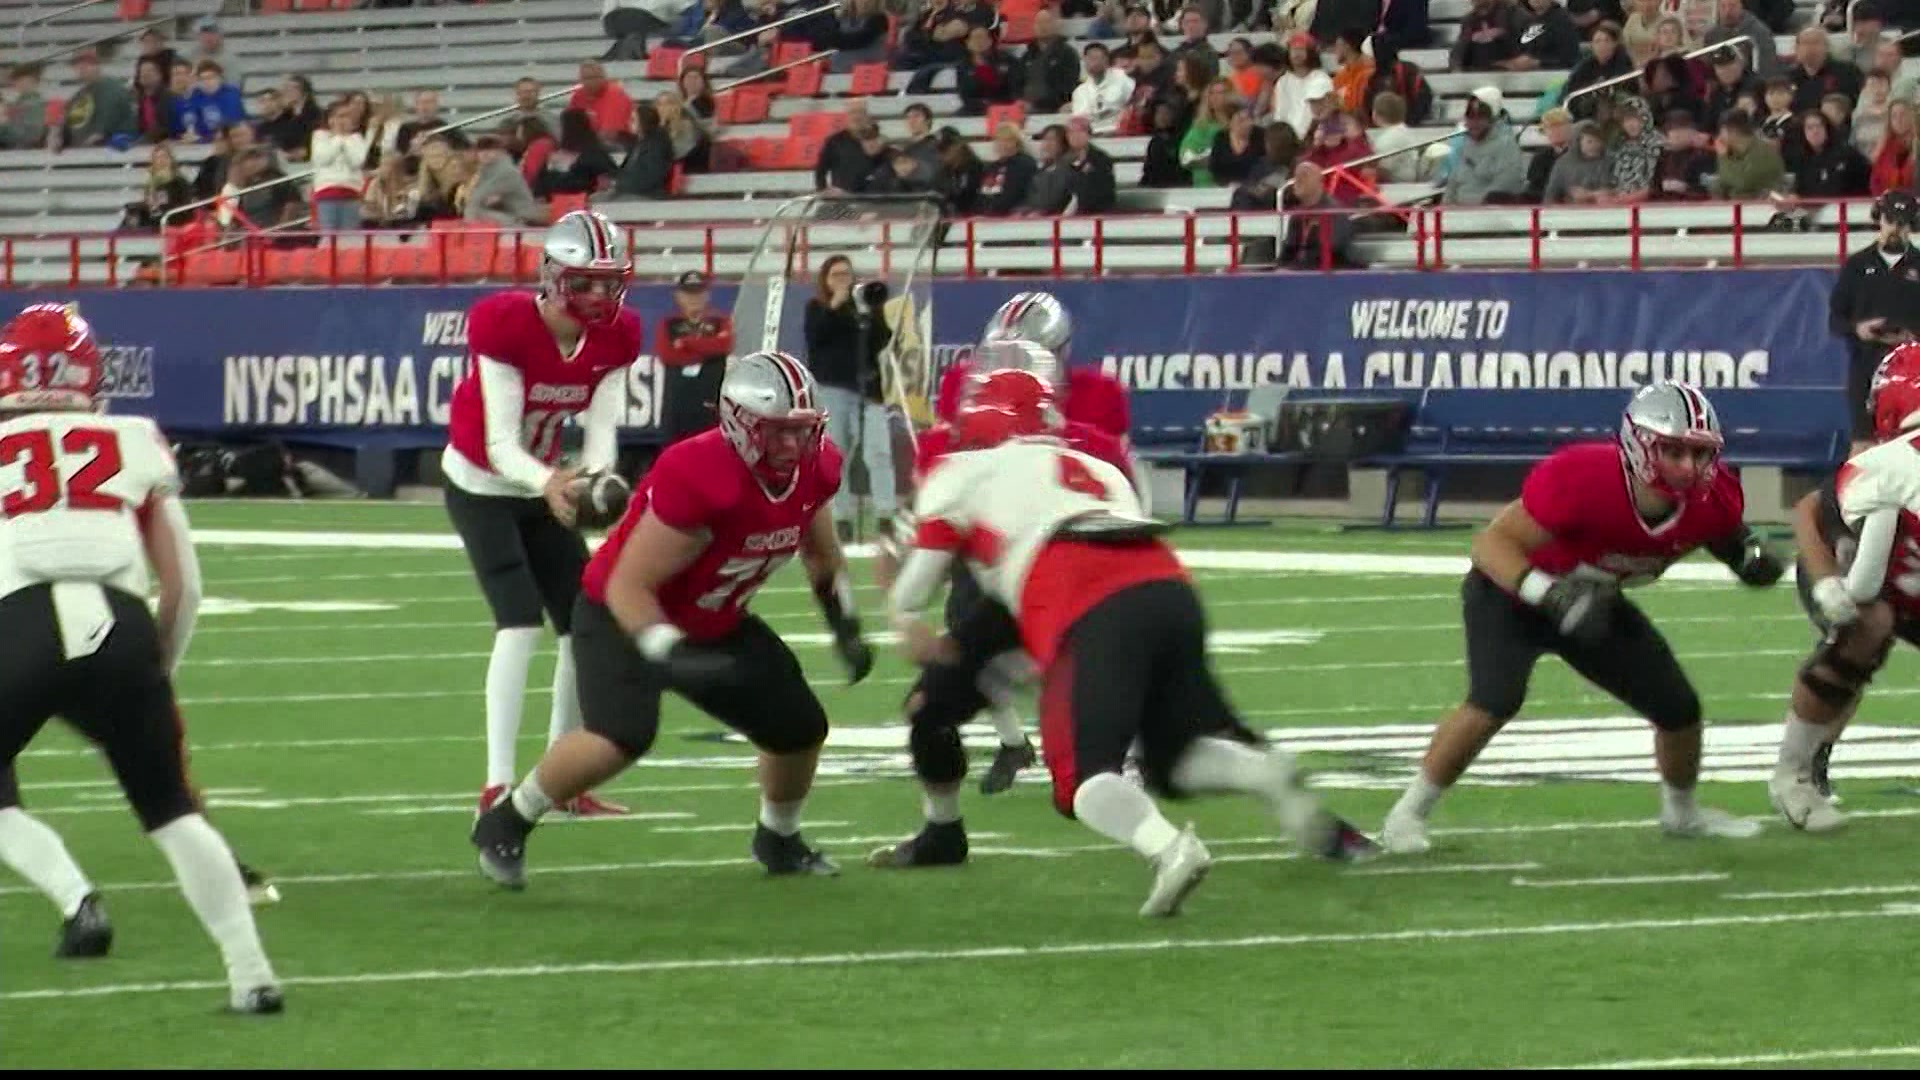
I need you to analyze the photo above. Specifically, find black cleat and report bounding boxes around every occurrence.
[229,986,285,1015]
[1315,815,1383,864]
[980,739,1037,796]
[237,862,281,906]
[1812,742,1838,803]
[55,893,112,959]
[866,820,970,869]
[752,824,839,876]
[470,802,533,890]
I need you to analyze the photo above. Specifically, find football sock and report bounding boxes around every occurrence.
[1391,776,1445,822]
[485,627,541,787]
[1072,772,1178,859]
[547,635,582,746]
[988,703,1026,748]
[1171,737,1318,844]
[1778,713,1826,773]
[511,774,555,824]
[0,808,93,918]
[922,786,961,826]
[1660,782,1697,821]
[149,815,275,990]
[758,798,804,837]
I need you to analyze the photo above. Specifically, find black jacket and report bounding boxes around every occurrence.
[1209,131,1265,187]
[1068,146,1117,213]
[979,152,1038,215]
[1451,2,1523,71]
[803,297,894,402]
[1022,38,1082,112]
[615,130,674,197]
[814,130,880,192]
[1789,141,1870,197]
[1830,242,1920,345]
[1562,51,1635,118]
[1789,59,1865,116]
[1514,2,1581,69]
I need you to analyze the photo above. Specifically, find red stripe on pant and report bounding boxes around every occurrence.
[1039,650,1078,817]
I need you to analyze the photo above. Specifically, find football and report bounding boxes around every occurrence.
[568,470,631,530]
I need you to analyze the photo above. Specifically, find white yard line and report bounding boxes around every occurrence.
[1510,872,1731,889]
[3,907,1910,1004]
[1350,861,1542,877]
[1723,883,1920,901]
[1541,1045,1920,1070]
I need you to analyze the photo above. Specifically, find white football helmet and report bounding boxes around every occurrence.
[982,292,1072,363]
[1619,381,1723,497]
[540,209,632,326]
[719,350,827,497]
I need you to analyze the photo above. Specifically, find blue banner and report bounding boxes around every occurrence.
[3,268,1849,445]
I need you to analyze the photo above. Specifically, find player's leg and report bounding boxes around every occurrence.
[681,616,837,875]
[1382,570,1546,854]
[66,589,279,1013]
[944,573,1037,794]
[1554,597,1759,840]
[520,510,625,817]
[471,594,665,890]
[1785,556,1860,805]
[0,763,109,958]
[444,484,551,812]
[867,659,988,869]
[1771,594,1895,830]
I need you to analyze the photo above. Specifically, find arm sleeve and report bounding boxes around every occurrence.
[657,317,693,366]
[477,355,557,493]
[1847,506,1899,603]
[146,493,202,673]
[887,546,957,632]
[580,368,627,473]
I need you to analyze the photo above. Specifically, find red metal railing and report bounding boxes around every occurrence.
[2,196,1884,289]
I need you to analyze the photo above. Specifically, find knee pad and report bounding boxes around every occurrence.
[756,710,828,756]
[1648,688,1703,732]
[908,712,967,785]
[1797,636,1891,709]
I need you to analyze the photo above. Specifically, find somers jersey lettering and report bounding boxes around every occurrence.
[1520,442,1745,587]
[1833,435,1920,618]
[581,428,844,641]
[0,412,180,602]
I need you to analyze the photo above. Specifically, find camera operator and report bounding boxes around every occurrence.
[804,255,897,540]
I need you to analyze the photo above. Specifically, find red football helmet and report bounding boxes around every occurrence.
[954,368,1058,450]
[934,361,975,425]
[0,303,102,412]
[1871,342,1920,441]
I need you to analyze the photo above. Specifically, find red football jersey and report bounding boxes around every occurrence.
[1520,442,1745,586]
[445,291,642,475]
[582,428,844,641]
[912,420,1130,486]
[1061,368,1131,442]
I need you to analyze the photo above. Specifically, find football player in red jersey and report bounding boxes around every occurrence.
[441,210,641,819]
[471,351,875,889]
[886,367,1373,916]
[1380,382,1788,855]
[870,348,1145,869]
[1769,343,1920,831]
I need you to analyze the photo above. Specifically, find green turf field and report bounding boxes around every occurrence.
[4,500,1919,1069]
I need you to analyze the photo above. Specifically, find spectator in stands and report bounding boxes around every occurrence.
[669,0,754,48]
[957,27,1021,114]
[1505,0,1581,72]
[135,29,178,90]
[1856,70,1893,155]
[1834,1,1885,66]
[217,147,301,232]
[804,254,897,540]
[310,101,370,232]
[1563,22,1634,118]
[677,69,718,122]
[1620,0,1661,65]
[1368,91,1421,180]
[511,78,556,134]
[1700,44,1759,132]
[134,59,176,146]
[1442,90,1528,203]
[510,115,558,186]
[363,94,402,171]
[1704,0,1781,78]
[569,62,637,147]
[531,110,618,199]
[1181,76,1239,184]
[164,61,200,141]
[1650,16,1695,62]
[1223,38,1261,101]
[1024,124,1078,213]
[120,144,192,231]
[59,50,134,150]
[1790,28,1864,116]
[1542,118,1612,202]
[817,109,884,193]
[192,120,256,200]
[903,0,997,93]
[933,125,984,213]
[1872,100,1917,194]
[1363,35,1432,126]
[1072,43,1137,131]
[1303,107,1374,183]
[1142,99,1191,184]
[1711,109,1786,195]
[1171,6,1221,82]
[190,19,244,89]
[1566,0,1624,37]
[868,138,936,194]
[412,137,467,222]
[1782,107,1871,203]
[0,65,47,150]
[188,62,246,145]
[1227,120,1301,207]
[1759,76,1795,140]
[1330,29,1373,115]
[656,91,712,172]
[602,0,683,62]
[1871,41,1916,105]
[979,122,1039,212]
[899,103,940,172]
[1210,106,1266,184]
[361,155,419,228]
[466,134,547,225]
[1607,94,1664,199]
[820,0,893,72]
[273,75,323,163]
[1023,9,1083,112]
[1745,0,1794,34]
[1642,55,1704,121]
[1063,115,1118,212]
[1526,105,1573,198]
[1280,162,1365,269]
[1112,4,1161,64]
[1822,92,1856,144]
[1380,0,1434,46]
[393,90,446,158]
[1651,109,1714,199]
[1270,34,1329,138]
[1120,38,1174,131]
[1452,0,1522,72]
[614,103,675,197]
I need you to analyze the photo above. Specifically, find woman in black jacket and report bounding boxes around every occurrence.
[1562,22,1635,120]
[803,255,896,537]
[531,108,617,198]
[615,102,675,197]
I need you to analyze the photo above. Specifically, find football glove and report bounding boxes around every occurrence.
[635,625,739,692]
[813,572,874,684]
[1523,572,1616,644]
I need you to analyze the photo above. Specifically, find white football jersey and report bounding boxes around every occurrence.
[910,436,1150,614]
[1835,434,1920,610]
[0,411,181,603]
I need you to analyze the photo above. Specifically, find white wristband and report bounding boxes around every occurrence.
[1517,569,1557,606]
[635,623,685,662]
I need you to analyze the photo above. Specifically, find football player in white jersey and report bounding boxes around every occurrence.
[1772,343,1920,831]
[0,305,280,1013]
[886,365,1374,917]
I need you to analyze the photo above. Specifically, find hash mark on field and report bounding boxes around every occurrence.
[6,907,1913,1004]
[1724,883,1920,901]
[1510,872,1730,888]
[1348,862,1542,877]
[1542,1044,1920,1069]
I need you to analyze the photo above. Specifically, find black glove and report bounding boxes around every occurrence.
[637,627,740,693]
[813,573,874,685]
[1537,576,1617,644]
[833,629,875,685]
[1732,539,1786,588]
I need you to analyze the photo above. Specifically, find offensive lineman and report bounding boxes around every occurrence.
[0,305,280,1012]
[443,210,639,818]
[1769,343,1920,831]
[1380,383,1787,853]
[888,364,1372,916]
[471,351,875,888]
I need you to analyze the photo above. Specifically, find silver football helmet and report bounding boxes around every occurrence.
[982,292,1072,361]
[1619,381,1723,495]
[540,209,632,325]
[719,350,827,494]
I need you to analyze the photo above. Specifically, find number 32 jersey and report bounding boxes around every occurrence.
[0,412,180,603]
[581,427,844,641]
[1834,435,1920,619]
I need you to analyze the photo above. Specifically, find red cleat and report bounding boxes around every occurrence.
[561,792,630,817]
[478,784,508,816]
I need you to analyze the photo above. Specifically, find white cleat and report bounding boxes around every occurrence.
[1379,811,1432,855]
[1140,824,1211,918]
[1660,805,1763,840]
[1769,772,1847,833]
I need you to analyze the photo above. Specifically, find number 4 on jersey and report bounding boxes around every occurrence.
[1057,453,1109,498]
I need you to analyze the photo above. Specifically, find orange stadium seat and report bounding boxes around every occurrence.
[783,60,825,97]
[847,62,889,96]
